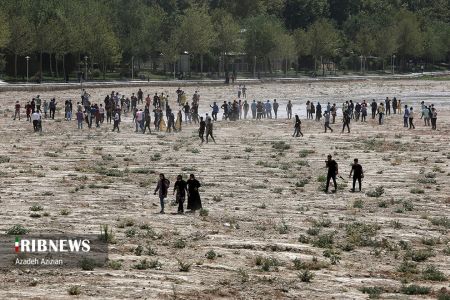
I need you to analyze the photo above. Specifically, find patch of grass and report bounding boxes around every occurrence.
[130,168,155,174]
[212,195,222,202]
[353,199,363,208]
[174,239,186,249]
[134,245,144,256]
[79,257,96,271]
[68,286,81,295]
[406,249,435,262]
[312,218,332,228]
[177,259,192,272]
[430,217,450,228]
[109,260,122,270]
[6,224,29,235]
[0,155,11,163]
[401,284,431,295]
[133,259,162,270]
[244,147,254,153]
[299,149,315,158]
[102,154,114,161]
[151,153,161,161]
[29,213,41,218]
[271,141,290,151]
[397,260,419,274]
[317,175,326,182]
[361,286,383,299]
[205,250,217,260]
[191,148,200,154]
[345,222,380,247]
[44,152,58,158]
[306,227,320,236]
[366,186,384,198]
[272,187,283,194]
[30,204,44,211]
[295,178,309,187]
[237,268,249,283]
[312,233,334,248]
[298,270,314,282]
[422,265,447,281]
[422,237,439,246]
[418,178,437,184]
[199,208,209,217]
[125,228,136,238]
[276,220,289,234]
[410,188,424,194]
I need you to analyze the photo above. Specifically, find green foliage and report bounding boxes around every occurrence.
[401,285,431,295]
[6,224,29,235]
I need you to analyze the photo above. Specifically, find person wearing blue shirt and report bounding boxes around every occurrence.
[251,100,257,119]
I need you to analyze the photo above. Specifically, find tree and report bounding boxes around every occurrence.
[0,12,10,49]
[422,21,450,65]
[177,5,216,73]
[245,14,286,74]
[271,33,296,74]
[283,0,329,30]
[373,25,398,71]
[161,33,181,79]
[395,9,423,69]
[307,19,341,74]
[211,9,242,74]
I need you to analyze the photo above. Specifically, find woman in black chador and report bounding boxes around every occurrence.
[187,174,202,211]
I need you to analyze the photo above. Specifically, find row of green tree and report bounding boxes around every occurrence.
[0,0,449,80]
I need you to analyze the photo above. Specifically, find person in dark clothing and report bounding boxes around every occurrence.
[199,117,206,143]
[325,155,338,193]
[392,97,398,114]
[349,158,364,192]
[154,174,170,214]
[205,116,216,143]
[293,114,303,137]
[371,100,377,119]
[187,174,202,211]
[342,110,351,133]
[273,99,279,119]
[173,175,188,214]
[49,98,57,119]
[221,101,228,120]
[385,97,391,115]
[143,107,151,134]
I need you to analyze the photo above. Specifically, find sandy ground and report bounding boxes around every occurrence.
[0,80,449,299]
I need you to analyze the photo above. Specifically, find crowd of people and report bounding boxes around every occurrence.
[13,86,440,138]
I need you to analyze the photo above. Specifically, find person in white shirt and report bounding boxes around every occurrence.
[135,109,143,132]
[31,111,41,132]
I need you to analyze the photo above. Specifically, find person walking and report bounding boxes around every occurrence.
[187,174,202,212]
[76,110,83,129]
[293,114,303,137]
[403,105,410,128]
[409,107,415,129]
[371,100,377,119]
[210,102,219,121]
[265,100,272,119]
[199,117,206,143]
[342,109,351,133]
[31,110,42,132]
[251,100,257,119]
[273,99,279,119]
[112,112,120,132]
[14,101,20,120]
[325,155,338,193]
[205,116,216,143]
[154,174,170,214]
[377,103,385,125]
[173,175,188,214]
[324,111,333,133]
[349,158,363,192]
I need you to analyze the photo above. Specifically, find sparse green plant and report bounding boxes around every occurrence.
[272,187,283,194]
[361,286,383,298]
[422,265,447,281]
[353,199,363,208]
[422,237,439,246]
[410,188,424,194]
[0,155,11,163]
[237,268,249,283]
[212,195,222,202]
[206,250,217,260]
[271,141,290,151]
[199,208,209,217]
[312,233,334,248]
[68,286,81,295]
[443,246,450,256]
[317,175,326,182]
[102,154,114,161]
[391,220,402,229]
[125,228,136,237]
[276,220,289,234]
[306,227,320,236]
[378,201,388,208]
[299,149,315,158]
[406,249,435,262]
[298,269,313,282]
[345,222,380,246]
[134,245,144,256]
[366,186,384,198]
[430,217,450,228]
[60,208,71,216]
[296,179,309,187]
[151,153,161,161]
[30,204,43,211]
[30,213,41,218]
[109,260,122,270]
[6,224,29,235]
[397,260,418,274]
[177,259,192,272]
[191,148,200,154]
[401,284,431,295]
[44,152,58,157]
[174,239,186,249]
[298,234,310,243]
[79,257,96,271]
[244,147,254,153]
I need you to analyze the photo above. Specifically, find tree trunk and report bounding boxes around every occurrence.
[56,55,59,78]
[14,54,18,80]
[200,54,203,74]
[40,49,43,82]
[62,54,66,82]
[49,53,53,77]
[103,60,106,80]
[173,62,176,80]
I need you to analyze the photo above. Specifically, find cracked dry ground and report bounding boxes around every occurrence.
[0,80,449,299]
